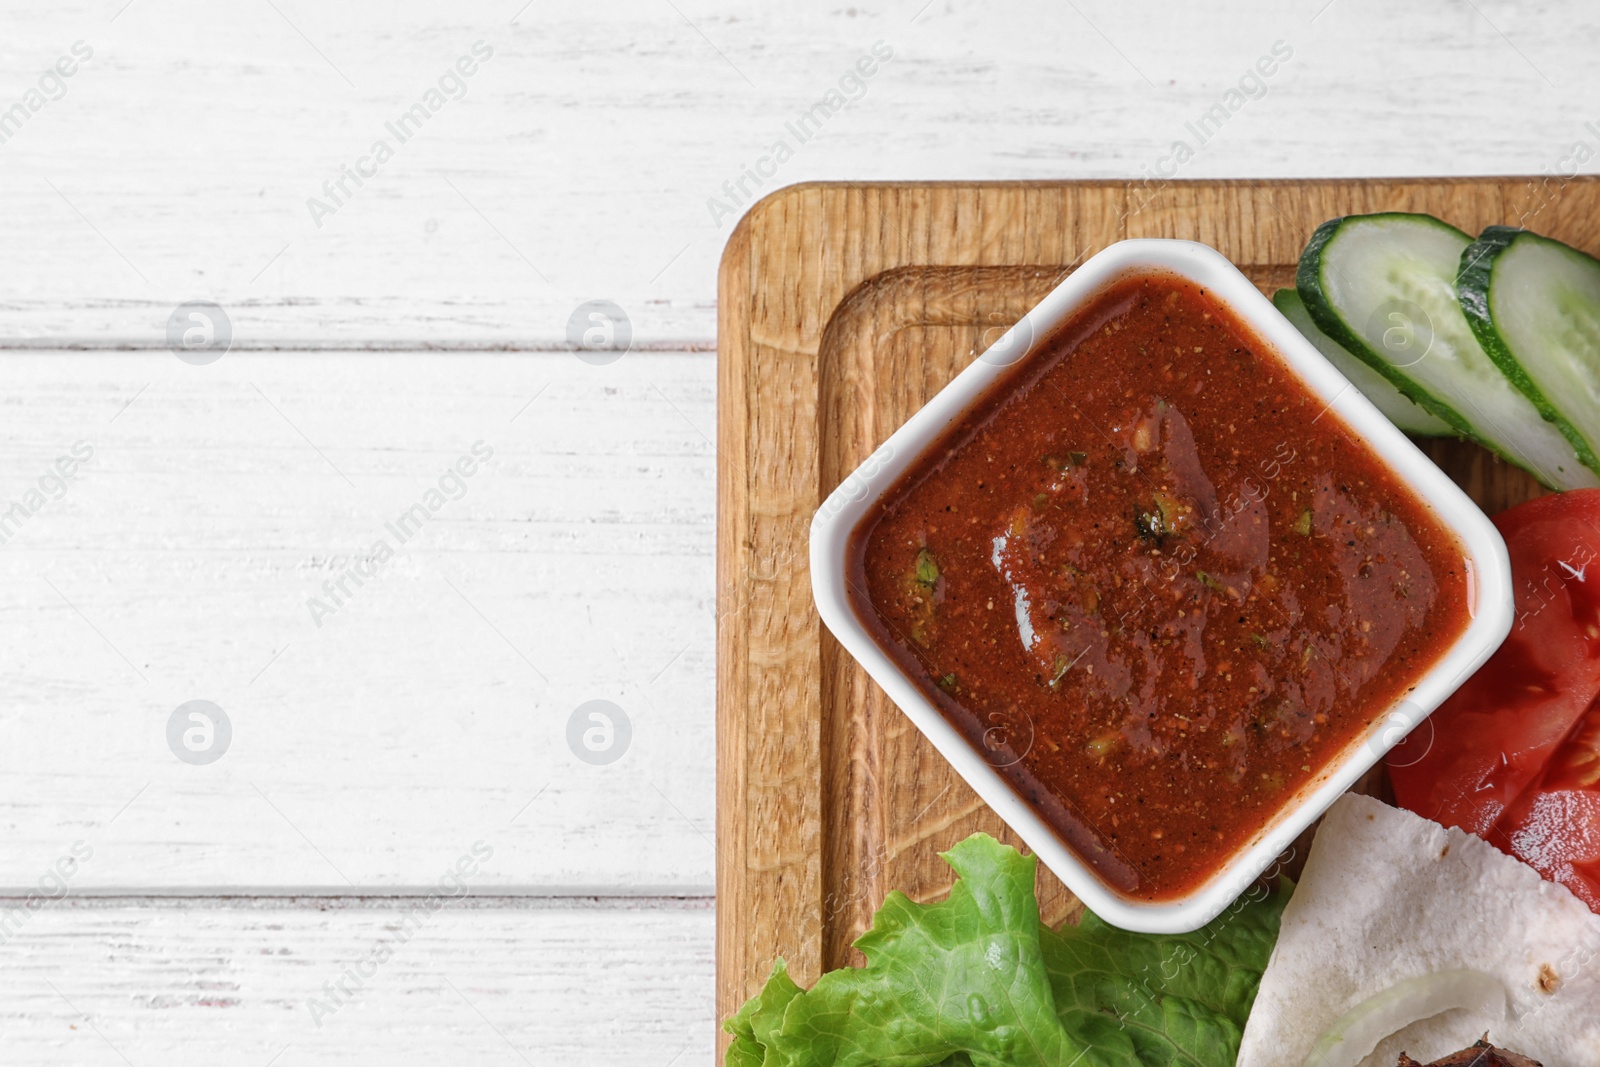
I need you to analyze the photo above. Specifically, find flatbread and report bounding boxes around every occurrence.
[1237,793,1600,1067]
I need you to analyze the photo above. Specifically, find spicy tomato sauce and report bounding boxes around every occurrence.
[847,272,1470,901]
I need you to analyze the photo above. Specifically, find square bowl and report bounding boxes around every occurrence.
[808,237,1513,933]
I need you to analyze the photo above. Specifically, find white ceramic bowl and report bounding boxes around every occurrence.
[809,238,1513,933]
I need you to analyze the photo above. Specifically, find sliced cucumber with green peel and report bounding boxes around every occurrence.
[1273,288,1453,437]
[1297,211,1599,490]
[1459,225,1600,477]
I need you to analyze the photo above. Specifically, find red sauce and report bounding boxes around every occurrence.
[847,271,1471,901]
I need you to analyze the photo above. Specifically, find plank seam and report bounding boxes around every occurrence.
[0,893,716,910]
[0,340,719,353]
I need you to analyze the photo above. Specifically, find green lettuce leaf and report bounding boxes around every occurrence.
[1042,883,1288,1066]
[725,833,1287,1067]
[726,958,804,1067]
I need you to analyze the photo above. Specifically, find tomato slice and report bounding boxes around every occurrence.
[1489,711,1600,910]
[1388,489,1600,835]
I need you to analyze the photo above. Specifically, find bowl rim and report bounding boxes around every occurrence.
[807,237,1513,933]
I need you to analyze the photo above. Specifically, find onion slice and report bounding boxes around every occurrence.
[1302,969,1507,1067]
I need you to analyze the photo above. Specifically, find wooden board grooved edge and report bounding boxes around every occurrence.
[715,178,1600,1062]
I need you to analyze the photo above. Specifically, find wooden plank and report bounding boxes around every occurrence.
[0,897,712,1065]
[715,179,1600,1053]
[0,350,716,890]
[714,199,757,1045]
[3,1,1600,346]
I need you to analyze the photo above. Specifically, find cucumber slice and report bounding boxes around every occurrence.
[1297,211,1599,490]
[1459,225,1600,477]
[1272,288,1453,437]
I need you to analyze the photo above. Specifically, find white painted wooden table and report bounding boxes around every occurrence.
[0,0,1593,1061]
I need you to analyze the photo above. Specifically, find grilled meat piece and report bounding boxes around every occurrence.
[1397,1037,1542,1067]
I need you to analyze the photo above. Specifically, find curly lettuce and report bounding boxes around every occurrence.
[726,834,1287,1067]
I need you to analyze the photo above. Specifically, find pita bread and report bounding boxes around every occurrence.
[1237,793,1600,1067]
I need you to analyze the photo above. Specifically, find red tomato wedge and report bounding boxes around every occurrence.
[1389,489,1600,835]
[1490,711,1600,911]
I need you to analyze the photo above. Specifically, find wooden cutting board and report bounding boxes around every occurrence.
[715,178,1599,1053]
